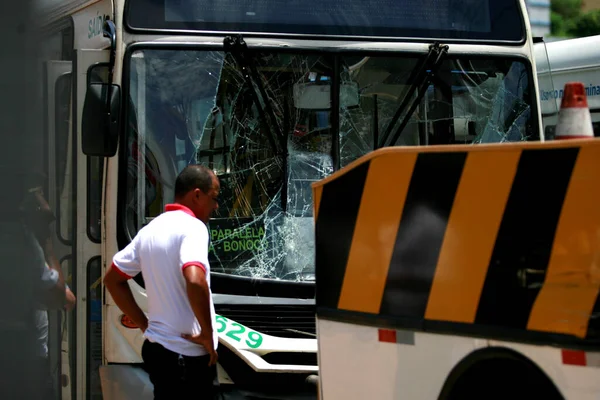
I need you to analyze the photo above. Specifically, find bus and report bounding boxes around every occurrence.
[33,0,543,398]
[535,34,600,138]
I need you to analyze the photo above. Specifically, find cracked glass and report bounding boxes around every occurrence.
[125,49,535,282]
[339,56,535,166]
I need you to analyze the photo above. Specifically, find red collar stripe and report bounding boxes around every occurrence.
[165,203,196,218]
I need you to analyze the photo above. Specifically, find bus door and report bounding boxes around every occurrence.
[44,59,74,400]
[74,49,109,400]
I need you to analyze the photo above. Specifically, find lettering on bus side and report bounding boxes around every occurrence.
[88,13,109,39]
[540,84,600,102]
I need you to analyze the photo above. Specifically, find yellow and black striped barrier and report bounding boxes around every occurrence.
[312,139,600,345]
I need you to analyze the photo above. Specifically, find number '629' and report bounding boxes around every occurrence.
[215,315,263,349]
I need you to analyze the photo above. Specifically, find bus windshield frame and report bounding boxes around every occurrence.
[118,43,538,284]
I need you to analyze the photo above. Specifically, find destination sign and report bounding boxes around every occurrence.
[208,218,267,262]
[126,0,524,42]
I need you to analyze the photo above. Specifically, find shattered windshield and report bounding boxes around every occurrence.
[124,49,535,282]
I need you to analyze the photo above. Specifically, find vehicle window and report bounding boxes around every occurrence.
[125,50,536,282]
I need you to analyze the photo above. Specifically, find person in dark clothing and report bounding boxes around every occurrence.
[20,172,76,400]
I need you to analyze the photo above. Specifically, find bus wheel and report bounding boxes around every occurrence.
[441,351,563,400]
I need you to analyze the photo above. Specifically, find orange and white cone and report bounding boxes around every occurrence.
[554,82,594,140]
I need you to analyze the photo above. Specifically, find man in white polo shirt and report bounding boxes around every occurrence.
[103,165,220,399]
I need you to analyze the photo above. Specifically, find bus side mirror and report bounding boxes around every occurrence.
[82,64,122,157]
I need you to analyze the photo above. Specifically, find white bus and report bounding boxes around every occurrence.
[535,34,600,138]
[33,0,544,398]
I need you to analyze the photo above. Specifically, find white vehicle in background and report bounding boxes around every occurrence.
[535,34,600,138]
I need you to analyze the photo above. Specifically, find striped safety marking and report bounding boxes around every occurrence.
[313,139,600,341]
[376,333,600,368]
[378,329,415,345]
[562,349,600,367]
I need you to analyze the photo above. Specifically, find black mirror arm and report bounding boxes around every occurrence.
[103,19,117,129]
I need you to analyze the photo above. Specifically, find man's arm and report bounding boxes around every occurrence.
[179,224,217,365]
[65,286,76,311]
[33,229,66,310]
[182,265,217,366]
[42,233,75,312]
[41,235,66,294]
[183,265,213,336]
[103,264,148,332]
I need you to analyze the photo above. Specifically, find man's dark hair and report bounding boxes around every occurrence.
[174,165,215,199]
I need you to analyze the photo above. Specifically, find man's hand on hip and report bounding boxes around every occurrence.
[181,332,218,366]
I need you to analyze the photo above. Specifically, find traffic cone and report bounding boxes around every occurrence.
[554,82,594,140]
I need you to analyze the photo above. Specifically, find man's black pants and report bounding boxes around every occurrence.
[34,356,56,400]
[142,339,218,399]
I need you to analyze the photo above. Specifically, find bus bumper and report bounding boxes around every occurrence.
[100,364,318,400]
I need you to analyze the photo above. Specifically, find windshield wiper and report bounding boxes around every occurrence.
[223,35,284,155]
[378,42,449,148]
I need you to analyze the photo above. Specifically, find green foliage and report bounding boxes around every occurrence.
[551,0,582,20]
[551,11,571,36]
[571,9,600,37]
[550,0,600,38]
